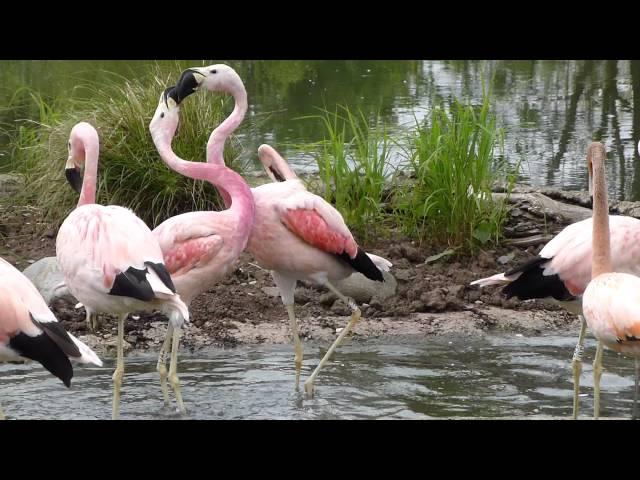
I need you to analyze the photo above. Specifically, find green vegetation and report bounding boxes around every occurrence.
[5,67,241,228]
[393,93,515,249]
[302,91,516,251]
[300,106,391,241]
[3,63,516,253]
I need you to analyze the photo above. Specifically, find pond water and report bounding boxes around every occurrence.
[0,332,637,419]
[1,60,639,200]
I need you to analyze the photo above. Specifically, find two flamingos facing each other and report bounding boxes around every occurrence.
[167,64,392,397]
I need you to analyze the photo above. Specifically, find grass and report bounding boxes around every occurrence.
[298,105,394,240]
[394,91,516,250]
[5,68,516,253]
[298,91,516,252]
[7,66,242,228]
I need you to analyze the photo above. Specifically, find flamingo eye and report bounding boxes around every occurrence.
[210,69,217,74]
[160,112,165,118]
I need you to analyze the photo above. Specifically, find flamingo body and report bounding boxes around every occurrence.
[583,272,640,356]
[0,257,102,388]
[472,215,640,303]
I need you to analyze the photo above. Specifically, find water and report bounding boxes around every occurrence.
[1,333,637,419]
[2,60,640,200]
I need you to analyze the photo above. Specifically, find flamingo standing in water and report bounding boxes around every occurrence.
[148,76,254,409]
[0,256,102,419]
[582,142,640,419]
[56,122,189,419]
[471,154,640,418]
[171,65,392,397]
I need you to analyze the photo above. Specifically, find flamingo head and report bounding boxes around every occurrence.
[65,122,99,193]
[173,64,245,99]
[149,87,181,147]
[257,144,295,183]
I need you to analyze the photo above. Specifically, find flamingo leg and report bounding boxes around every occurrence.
[272,272,302,389]
[86,310,100,332]
[286,304,303,390]
[593,340,604,419]
[156,322,174,407]
[303,281,361,399]
[633,358,639,420]
[112,313,127,420]
[0,403,4,420]
[571,315,588,419]
[168,326,186,414]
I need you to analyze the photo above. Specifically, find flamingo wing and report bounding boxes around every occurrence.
[57,205,176,302]
[152,212,225,278]
[277,191,357,257]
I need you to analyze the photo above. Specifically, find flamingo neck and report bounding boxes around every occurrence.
[591,155,611,278]
[77,140,99,207]
[155,138,255,233]
[206,88,248,165]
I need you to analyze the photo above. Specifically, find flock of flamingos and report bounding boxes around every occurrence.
[1,63,640,420]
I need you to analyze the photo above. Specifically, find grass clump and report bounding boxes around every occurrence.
[301,105,393,240]
[9,67,242,228]
[394,91,515,250]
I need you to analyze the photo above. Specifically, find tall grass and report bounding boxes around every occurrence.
[301,105,393,240]
[8,67,241,228]
[394,92,515,250]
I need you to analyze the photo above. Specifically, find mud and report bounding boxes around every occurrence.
[0,202,579,355]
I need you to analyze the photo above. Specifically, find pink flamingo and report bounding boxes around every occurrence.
[471,161,640,418]
[148,74,255,409]
[172,65,392,397]
[0,256,102,419]
[582,142,640,419]
[56,122,189,419]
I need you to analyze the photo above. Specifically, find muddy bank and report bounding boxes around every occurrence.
[0,194,583,355]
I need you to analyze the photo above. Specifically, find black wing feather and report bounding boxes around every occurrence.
[336,247,384,282]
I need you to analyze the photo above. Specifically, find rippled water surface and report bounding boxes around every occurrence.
[1,333,638,419]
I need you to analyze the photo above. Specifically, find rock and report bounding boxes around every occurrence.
[319,292,337,306]
[394,269,412,282]
[261,286,280,298]
[400,245,423,262]
[612,200,640,219]
[0,173,22,198]
[333,270,397,304]
[477,251,495,269]
[294,287,313,304]
[420,289,447,312]
[22,257,76,305]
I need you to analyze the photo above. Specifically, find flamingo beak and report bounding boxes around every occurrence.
[64,155,82,193]
[172,68,204,103]
[65,166,83,193]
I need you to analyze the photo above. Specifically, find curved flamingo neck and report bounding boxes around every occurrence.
[590,144,611,278]
[154,137,254,231]
[77,137,99,207]
[206,88,248,165]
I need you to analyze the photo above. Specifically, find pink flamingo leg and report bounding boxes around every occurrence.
[112,313,127,420]
[272,271,303,388]
[571,315,588,419]
[168,326,186,414]
[634,358,640,419]
[593,340,604,419]
[157,323,174,407]
[304,281,361,399]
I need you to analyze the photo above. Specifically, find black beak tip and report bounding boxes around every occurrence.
[172,69,201,103]
[65,167,83,193]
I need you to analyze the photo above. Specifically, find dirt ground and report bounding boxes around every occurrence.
[0,202,579,355]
